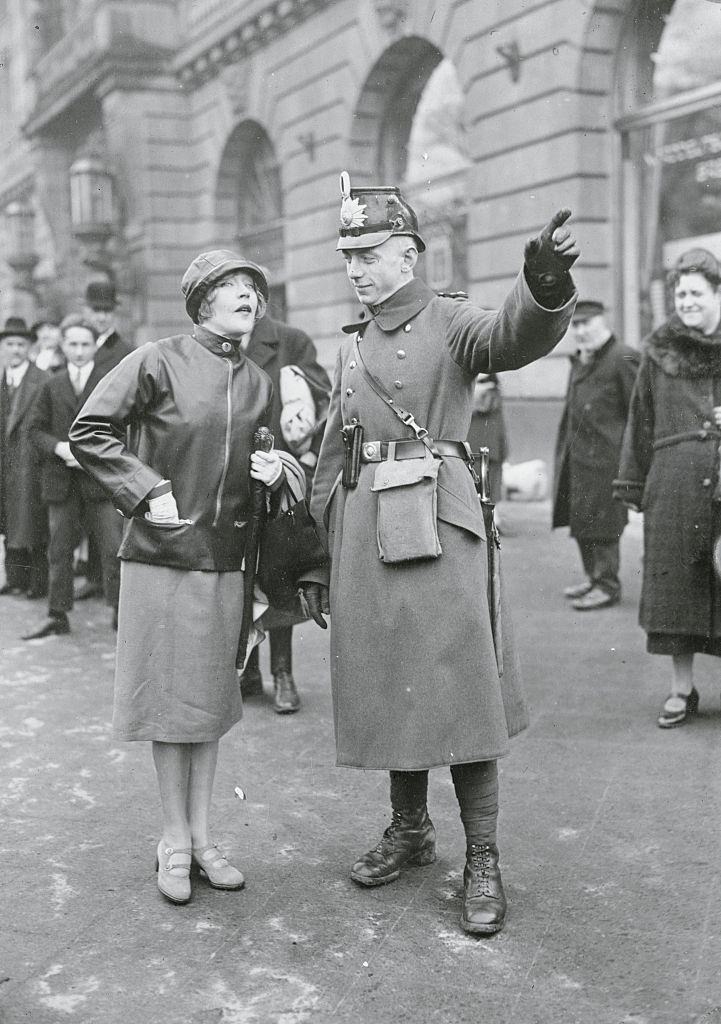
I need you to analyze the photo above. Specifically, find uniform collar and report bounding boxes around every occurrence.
[193,323,245,361]
[341,277,435,334]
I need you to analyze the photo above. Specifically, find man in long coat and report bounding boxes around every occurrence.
[300,173,578,936]
[0,317,48,597]
[552,301,640,610]
[239,312,330,713]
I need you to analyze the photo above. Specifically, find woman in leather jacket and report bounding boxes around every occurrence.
[70,251,286,905]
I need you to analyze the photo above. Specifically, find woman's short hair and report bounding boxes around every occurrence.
[59,313,98,340]
[196,276,268,325]
[668,248,721,289]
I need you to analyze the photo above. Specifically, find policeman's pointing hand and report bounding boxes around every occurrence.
[524,208,579,278]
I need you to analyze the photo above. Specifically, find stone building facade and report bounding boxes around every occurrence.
[0,0,719,398]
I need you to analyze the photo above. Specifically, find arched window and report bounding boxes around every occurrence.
[351,41,469,291]
[617,0,721,344]
[215,120,286,319]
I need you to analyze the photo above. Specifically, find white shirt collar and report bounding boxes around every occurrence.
[96,329,113,348]
[70,361,95,392]
[5,360,30,388]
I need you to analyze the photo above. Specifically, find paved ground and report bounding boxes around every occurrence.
[2,502,721,1024]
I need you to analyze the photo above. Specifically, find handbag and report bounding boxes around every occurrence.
[257,485,328,608]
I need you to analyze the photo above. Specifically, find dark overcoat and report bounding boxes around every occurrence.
[94,330,132,376]
[553,336,639,540]
[29,365,111,504]
[616,317,721,640]
[244,315,330,455]
[310,272,575,770]
[0,362,48,548]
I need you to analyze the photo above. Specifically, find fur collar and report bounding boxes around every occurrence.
[646,314,721,378]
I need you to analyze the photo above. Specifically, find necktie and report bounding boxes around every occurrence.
[71,367,83,395]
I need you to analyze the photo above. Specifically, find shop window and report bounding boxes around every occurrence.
[618,0,721,344]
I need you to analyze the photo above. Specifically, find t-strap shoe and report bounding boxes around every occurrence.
[657,687,699,729]
[192,845,245,890]
[155,842,191,904]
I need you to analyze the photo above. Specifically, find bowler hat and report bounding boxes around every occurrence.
[572,299,605,323]
[85,280,118,311]
[336,171,426,253]
[0,316,32,341]
[181,250,269,323]
[672,248,721,283]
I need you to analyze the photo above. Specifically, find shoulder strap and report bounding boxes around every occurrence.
[352,333,434,450]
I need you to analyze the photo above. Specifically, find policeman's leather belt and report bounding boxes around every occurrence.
[360,438,469,463]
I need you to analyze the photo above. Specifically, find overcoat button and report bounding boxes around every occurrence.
[404,324,411,333]
[584,403,591,411]
[394,380,403,390]
[703,478,712,487]
[699,430,708,439]
[703,420,712,429]
[221,342,232,353]
[349,361,356,369]
[397,349,406,359]
[346,387,354,396]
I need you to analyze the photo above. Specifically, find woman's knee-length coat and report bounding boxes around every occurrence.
[616,317,721,641]
[310,273,575,770]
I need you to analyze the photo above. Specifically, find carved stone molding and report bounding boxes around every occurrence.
[219,61,250,119]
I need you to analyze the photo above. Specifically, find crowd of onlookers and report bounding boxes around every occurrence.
[0,280,130,638]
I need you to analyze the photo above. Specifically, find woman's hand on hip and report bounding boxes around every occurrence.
[250,450,283,488]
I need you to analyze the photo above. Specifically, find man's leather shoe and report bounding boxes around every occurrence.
[351,808,436,887]
[460,843,506,935]
[563,580,592,599]
[239,662,263,698]
[22,613,70,639]
[571,587,619,611]
[272,669,300,714]
[0,583,24,596]
[74,581,102,601]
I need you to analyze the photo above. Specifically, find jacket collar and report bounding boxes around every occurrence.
[192,324,245,362]
[341,277,435,334]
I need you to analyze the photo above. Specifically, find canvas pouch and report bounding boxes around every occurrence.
[371,449,442,563]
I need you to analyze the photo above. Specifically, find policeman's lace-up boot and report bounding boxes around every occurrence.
[350,807,436,887]
[460,842,506,935]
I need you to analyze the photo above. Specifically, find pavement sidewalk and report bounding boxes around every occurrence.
[1,502,721,1024]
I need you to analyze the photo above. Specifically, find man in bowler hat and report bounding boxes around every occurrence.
[0,317,48,597]
[553,300,640,610]
[301,172,578,936]
[82,280,131,375]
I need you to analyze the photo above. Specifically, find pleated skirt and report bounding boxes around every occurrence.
[113,561,244,742]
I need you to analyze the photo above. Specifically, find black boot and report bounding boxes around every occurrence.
[239,646,263,698]
[270,627,299,713]
[350,808,436,887]
[460,843,506,935]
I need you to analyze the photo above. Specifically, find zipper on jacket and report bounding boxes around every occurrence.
[213,358,233,527]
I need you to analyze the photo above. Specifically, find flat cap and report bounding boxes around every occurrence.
[181,250,269,322]
[572,299,605,323]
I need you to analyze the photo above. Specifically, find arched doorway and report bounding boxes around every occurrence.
[215,120,286,320]
[616,0,721,345]
[350,38,470,291]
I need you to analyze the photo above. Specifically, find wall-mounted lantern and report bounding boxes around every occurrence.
[70,152,115,276]
[4,199,40,291]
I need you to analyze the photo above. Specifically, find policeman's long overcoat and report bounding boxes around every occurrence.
[616,317,721,641]
[311,273,575,770]
[0,362,48,549]
[553,337,639,540]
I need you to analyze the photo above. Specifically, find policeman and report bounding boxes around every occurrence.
[301,173,578,935]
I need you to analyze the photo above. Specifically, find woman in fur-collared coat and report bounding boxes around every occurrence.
[616,248,721,729]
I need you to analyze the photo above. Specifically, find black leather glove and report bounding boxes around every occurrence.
[524,209,579,304]
[298,582,330,629]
